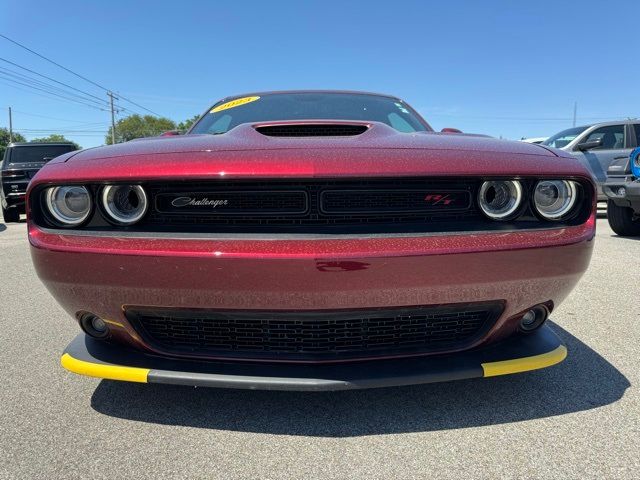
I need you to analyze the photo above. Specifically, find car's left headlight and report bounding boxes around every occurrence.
[44,186,92,226]
[533,180,578,220]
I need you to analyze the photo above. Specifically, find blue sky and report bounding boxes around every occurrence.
[2,0,639,148]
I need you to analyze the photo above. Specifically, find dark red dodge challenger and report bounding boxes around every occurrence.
[28,91,595,390]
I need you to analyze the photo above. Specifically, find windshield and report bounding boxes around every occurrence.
[190,92,429,135]
[7,145,76,164]
[542,126,589,149]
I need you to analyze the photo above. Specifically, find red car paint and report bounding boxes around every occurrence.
[27,95,596,368]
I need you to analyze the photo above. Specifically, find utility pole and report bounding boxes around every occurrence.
[8,106,13,142]
[108,91,117,144]
[572,101,577,127]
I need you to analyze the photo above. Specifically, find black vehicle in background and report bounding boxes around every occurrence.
[1,142,78,222]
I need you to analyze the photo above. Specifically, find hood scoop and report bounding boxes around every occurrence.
[254,123,369,137]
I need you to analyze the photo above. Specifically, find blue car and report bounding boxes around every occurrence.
[604,147,640,236]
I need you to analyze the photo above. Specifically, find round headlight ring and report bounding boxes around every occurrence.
[44,185,92,226]
[533,180,578,220]
[478,180,523,220]
[101,184,148,225]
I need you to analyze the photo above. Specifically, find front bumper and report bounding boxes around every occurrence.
[31,214,595,368]
[31,220,594,359]
[604,178,640,212]
[61,325,566,390]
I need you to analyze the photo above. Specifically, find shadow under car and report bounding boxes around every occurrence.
[89,322,629,437]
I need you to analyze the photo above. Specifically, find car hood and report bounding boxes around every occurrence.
[33,121,593,185]
[60,121,557,163]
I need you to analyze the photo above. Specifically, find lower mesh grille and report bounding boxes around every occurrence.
[127,302,502,362]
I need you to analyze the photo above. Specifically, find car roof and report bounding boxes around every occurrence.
[215,90,403,103]
[202,89,432,132]
[579,119,638,129]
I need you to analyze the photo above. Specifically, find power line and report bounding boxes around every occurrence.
[0,77,108,111]
[0,33,110,91]
[425,113,635,123]
[0,68,110,109]
[15,131,106,137]
[0,33,161,117]
[116,96,161,117]
[52,122,110,128]
[16,122,111,129]
[0,65,138,115]
[17,128,108,133]
[0,79,108,111]
[0,71,137,116]
[9,109,106,123]
[0,57,109,106]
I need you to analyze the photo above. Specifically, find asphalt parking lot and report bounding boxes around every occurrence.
[0,216,638,479]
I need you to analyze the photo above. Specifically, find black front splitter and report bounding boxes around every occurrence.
[61,326,566,391]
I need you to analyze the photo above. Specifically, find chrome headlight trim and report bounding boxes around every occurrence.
[533,180,578,220]
[478,180,523,220]
[44,186,92,226]
[100,184,148,225]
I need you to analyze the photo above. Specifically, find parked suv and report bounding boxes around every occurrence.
[1,142,77,222]
[604,147,640,236]
[542,121,640,201]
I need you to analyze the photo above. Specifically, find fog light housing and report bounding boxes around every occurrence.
[519,305,549,332]
[617,187,626,197]
[79,313,109,339]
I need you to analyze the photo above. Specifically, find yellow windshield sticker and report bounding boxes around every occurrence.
[211,96,260,113]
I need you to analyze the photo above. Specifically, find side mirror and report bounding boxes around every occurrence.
[441,127,463,134]
[160,130,182,137]
[577,137,603,151]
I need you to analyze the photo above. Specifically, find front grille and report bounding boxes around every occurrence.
[321,189,471,214]
[33,177,591,233]
[254,124,368,137]
[143,178,481,234]
[127,302,503,362]
[155,190,308,215]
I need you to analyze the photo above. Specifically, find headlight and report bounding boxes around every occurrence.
[533,180,577,220]
[478,180,523,220]
[45,186,91,226]
[101,185,148,225]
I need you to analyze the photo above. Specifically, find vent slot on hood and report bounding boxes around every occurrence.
[254,124,369,137]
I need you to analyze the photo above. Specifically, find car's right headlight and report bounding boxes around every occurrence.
[533,180,578,220]
[44,186,92,226]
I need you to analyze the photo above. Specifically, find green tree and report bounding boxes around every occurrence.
[30,134,81,150]
[0,127,26,160]
[177,114,200,133]
[105,114,176,145]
